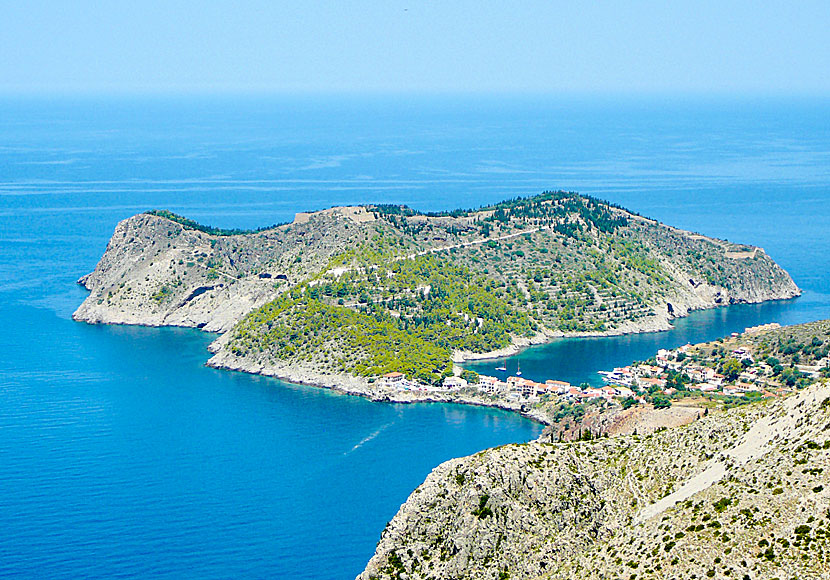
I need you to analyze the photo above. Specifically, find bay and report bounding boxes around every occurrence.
[0,95,828,578]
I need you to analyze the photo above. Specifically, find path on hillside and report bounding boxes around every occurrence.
[326,224,549,278]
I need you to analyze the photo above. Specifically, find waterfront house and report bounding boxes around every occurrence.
[478,375,509,395]
[545,379,571,393]
[442,376,468,390]
[380,372,406,388]
[564,387,583,400]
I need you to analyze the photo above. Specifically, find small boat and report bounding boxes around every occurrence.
[600,369,633,386]
[495,365,507,372]
[516,361,522,376]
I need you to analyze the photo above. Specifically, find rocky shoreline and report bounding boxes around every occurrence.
[206,341,553,425]
[75,273,802,427]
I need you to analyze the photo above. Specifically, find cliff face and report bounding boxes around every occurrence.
[359,383,830,580]
[74,193,800,385]
[73,208,372,332]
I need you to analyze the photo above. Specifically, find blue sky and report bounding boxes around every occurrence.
[2,1,829,95]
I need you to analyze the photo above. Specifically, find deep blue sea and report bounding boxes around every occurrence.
[1,95,829,578]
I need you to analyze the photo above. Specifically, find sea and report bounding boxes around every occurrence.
[1,95,829,578]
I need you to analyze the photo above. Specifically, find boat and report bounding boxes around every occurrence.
[599,368,633,386]
[516,361,522,376]
[495,365,507,372]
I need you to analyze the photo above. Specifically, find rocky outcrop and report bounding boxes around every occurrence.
[359,383,830,580]
[73,209,369,332]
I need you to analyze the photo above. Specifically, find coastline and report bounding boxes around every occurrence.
[69,286,805,427]
[201,289,802,425]
[205,352,553,425]
[205,326,554,423]
[450,289,801,365]
[70,199,802,425]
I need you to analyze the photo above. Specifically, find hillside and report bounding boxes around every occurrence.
[74,192,799,391]
[532,319,830,443]
[359,381,830,580]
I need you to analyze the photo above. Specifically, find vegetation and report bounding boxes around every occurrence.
[678,320,830,395]
[146,209,284,236]
[361,381,830,580]
[122,192,794,384]
[230,295,452,384]
[229,253,535,383]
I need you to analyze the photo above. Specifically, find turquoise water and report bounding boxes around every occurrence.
[1,96,829,578]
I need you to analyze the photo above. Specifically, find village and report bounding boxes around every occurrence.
[377,323,830,407]
[378,368,635,404]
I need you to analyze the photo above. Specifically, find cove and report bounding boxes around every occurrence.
[466,291,829,387]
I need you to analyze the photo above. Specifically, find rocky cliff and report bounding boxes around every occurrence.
[74,207,372,332]
[359,382,830,580]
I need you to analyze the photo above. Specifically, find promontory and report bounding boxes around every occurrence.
[74,191,799,399]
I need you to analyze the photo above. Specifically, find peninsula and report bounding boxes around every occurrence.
[74,192,799,407]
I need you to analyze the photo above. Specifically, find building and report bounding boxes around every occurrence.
[545,379,571,393]
[478,375,509,395]
[380,372,406,388]
[442,376,468,390]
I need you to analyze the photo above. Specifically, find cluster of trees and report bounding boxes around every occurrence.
[346,192,704,337]
[774,335,828,361]
[312,253,537,351]
[147,210,283,236]
[697,330,830,390]
[228,253,539,383]
[522,255,653,332]
[369,204,419,217]
[374,191,629,237]
[478,191,627,234]
[608,237,670,288]
[230,295,453,384]
[750,331,830,387]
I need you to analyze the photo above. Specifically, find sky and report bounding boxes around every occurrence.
[1,1,829,95]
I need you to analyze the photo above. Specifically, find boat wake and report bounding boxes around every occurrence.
[346,422,394,454]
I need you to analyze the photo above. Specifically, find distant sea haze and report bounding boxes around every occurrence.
[0,96,828,578]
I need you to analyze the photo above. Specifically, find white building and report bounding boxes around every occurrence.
[442,376,468,390]
[380,372,407,388]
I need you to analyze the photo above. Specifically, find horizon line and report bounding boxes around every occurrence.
[2,87,830,101]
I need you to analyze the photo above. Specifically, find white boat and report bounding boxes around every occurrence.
[600,371,633,386]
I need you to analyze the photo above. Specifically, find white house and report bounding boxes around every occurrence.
[442,376,468,390]
[380,372,407,388]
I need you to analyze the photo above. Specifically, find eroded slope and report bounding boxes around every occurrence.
[360,383,830,580]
